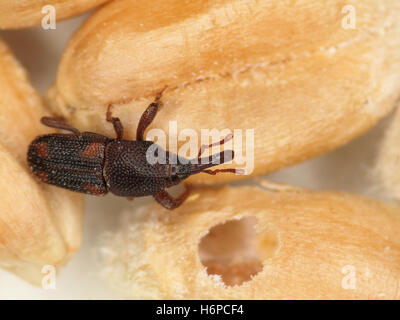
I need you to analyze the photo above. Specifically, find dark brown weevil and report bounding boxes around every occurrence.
[27,88,240,209]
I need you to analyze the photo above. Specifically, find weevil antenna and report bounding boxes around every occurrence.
[201,168,243,175]
[198,133,233,158]
[190,150,243,175]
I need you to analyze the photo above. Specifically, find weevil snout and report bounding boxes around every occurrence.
[169,150,235,182]
[190,150,235,175]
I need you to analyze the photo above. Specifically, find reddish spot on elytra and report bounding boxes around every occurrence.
[36,141,49,158]
[36,171,49,182]
[84,184,105,196]
[81,142,103,159]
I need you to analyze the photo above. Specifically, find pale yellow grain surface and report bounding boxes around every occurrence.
[47,0,400,184]
[0,39,83,285]
[100,185,400,299]
[0,0,110,29]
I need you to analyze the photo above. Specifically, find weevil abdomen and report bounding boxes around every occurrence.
[27,133,110,195]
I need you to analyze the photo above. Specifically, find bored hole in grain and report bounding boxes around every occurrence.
[198,216,276,286]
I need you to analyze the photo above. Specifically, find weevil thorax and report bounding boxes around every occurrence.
[104,140,172,197]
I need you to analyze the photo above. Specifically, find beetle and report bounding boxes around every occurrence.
[27,88,240,209]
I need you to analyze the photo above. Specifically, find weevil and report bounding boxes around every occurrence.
[27,88,239,209]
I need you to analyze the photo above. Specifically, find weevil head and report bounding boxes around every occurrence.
[168,150,236,185]
[169,163,193,183]
[190,150,234,174]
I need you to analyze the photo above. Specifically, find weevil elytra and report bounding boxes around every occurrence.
[27,88,240,209]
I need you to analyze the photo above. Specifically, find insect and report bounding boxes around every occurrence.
[27,88,240,209]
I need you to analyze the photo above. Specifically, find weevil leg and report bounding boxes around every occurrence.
[136,86,168,141]
[198,133,233,157]
[153,186,190,210]
[136,103,158,141]
[41,117,80,134]
[106,105,124,140]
